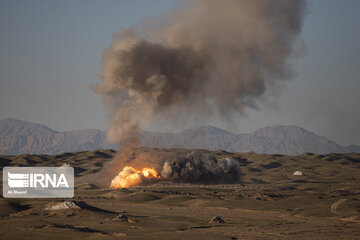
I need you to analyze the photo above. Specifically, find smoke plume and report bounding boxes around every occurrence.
[162,152,241,183]
[93,0,307,184]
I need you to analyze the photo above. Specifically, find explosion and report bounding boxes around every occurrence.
[110,166,160,188]
[162,152,241,183]
[92,0,307,188]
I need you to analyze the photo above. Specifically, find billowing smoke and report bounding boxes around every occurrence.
[162,152,240,183]
[93,0,307,185]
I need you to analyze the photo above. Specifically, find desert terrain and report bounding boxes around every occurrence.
[0,148,360,239]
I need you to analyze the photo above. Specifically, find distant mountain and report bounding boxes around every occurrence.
[140,126,238,151]
[1,118,359,155]
[140,125,360,155]
[0,118,115,155]
[226,125,355,154]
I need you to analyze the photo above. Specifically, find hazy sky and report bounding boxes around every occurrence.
[0,0,359,146]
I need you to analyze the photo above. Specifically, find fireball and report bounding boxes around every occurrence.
[110,166,160,188]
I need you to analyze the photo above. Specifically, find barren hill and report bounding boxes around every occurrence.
[0,118,359,155]
[0,148,359,239]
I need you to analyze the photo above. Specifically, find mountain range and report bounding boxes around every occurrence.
[0,118,359,155]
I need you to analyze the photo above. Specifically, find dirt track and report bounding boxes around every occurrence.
[330,198,347,215]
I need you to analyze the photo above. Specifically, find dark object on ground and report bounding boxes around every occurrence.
[210,216,225,224]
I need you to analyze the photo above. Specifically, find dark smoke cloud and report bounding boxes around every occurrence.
[94,0,307,147]
[162,152,241,183]
[93,0,307,185]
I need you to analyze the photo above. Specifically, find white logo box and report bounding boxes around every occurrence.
[3,167,74,198]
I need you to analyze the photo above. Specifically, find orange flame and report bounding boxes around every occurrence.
[110,166,160,188]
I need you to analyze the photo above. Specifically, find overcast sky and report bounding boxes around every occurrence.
[0,0,359,146]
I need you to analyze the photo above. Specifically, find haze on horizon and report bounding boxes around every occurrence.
[0,0,359,146]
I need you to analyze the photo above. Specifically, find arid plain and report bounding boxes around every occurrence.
[1,148,360,239]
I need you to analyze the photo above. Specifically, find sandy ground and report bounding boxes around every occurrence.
[0,148,359,239]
